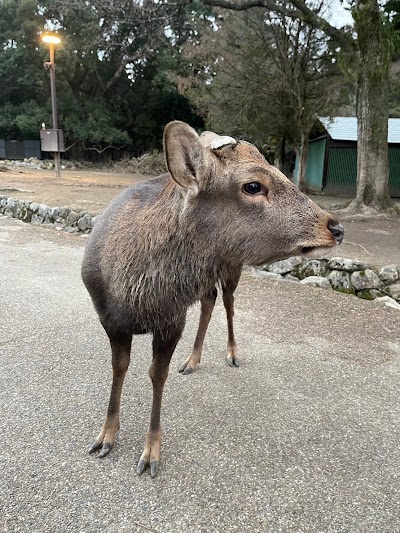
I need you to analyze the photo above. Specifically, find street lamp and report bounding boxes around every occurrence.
[41,33,63,177]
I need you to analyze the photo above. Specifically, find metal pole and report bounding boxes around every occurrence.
[49,43,61,177]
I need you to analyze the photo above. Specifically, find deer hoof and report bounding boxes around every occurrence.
[150,461,159,478]
[88,440,103,454]
[88,439,113,457]
[138,429,162,477]
[137,459,159,478]
[180,366,193,375]
[137,458,148,476]
[98,442,113,458]
[227,357,240,368]
[178,361,195,374]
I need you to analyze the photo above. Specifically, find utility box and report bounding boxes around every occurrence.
[40,129,65,152]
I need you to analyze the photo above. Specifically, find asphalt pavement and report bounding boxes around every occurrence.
[1,216,400,533]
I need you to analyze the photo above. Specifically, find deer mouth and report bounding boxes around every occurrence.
[298,222,344,256]
[299,242,337,256]
[301,246,315,254]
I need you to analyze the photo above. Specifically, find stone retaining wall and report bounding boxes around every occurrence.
[1,195,400,310]
[247,256,400,310]
[0,196,96,234]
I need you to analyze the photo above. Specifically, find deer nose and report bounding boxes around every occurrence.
[328,221,344,244]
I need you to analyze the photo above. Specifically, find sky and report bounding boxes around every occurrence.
[328,0,353,28]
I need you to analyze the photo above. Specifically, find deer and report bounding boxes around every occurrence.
[81,121,343,478]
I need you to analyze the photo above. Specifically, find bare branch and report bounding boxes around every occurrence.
[201,0,300,18]
[200,0,355,51]
[64,142,77,153]
[0,86,18,99]
[86,144,127,154]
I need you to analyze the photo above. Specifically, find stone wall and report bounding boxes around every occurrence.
[1,194,400,310]
[248,256,400,310]
[0,196,95,234]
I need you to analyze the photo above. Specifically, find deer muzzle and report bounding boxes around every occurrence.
[328,221,344,245]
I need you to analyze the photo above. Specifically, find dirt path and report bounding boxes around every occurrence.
[1,166,400,268]
[0,167,149,215]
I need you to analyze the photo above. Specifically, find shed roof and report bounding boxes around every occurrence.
[319,117,400,144]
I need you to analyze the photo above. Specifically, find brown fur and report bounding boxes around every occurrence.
[82,121,343,477]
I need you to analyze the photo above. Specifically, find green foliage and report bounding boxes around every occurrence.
[353,0,396,76]
[125,56,204,153]
[0,0,204,154]
[15,101,50,138]
[386,0,400,32]
[0,0,49,138]
[0,1,46,101]
[0,101,49,139]
[389,67,400,117]
[61,100,131,146]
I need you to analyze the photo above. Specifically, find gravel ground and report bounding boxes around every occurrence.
[1,217,400,532]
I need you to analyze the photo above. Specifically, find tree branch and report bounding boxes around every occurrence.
[86,144,127,153]
[200,0,355,51]
[64,142,77,153]
[201,0,300,18]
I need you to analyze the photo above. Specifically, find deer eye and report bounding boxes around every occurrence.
[243,182,262,195]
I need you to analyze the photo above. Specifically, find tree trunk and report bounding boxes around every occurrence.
[274,136,286,172]
[353,70,391,211]
[346,0,393,213]
[296,131,309,192]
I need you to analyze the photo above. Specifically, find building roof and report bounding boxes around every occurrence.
[319,117,400,144]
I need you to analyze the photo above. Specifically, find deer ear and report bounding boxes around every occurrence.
[163,121,205,194]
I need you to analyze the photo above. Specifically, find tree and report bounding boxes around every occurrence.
[351,0,392,212]
[186,8,345,188]
[52,0,209,153]
[43,0,182,152]
[0,0,50,138]
[199,0,399,213]
[387,0,400,117]
[0,0,206,155]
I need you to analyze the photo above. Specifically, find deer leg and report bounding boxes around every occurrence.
[89,333,132,458]
[222,273,240,368]
[178,288,217,375]
[137,323,184,478]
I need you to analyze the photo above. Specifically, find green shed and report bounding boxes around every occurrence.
[295,117,400,197]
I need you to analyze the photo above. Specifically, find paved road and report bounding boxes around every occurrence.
[1,217,400,533]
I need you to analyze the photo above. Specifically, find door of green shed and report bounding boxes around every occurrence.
[304,138,326,192]
[324,147,357,196]
[324,145,400,197]
[389,147,400,197]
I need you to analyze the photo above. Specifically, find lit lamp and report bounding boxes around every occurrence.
[42,33,61,45]
[41,33,63,177]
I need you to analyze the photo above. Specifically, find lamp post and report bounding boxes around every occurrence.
[41,33,62,177]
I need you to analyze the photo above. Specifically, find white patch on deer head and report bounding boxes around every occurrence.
[200,130,237,151]
[210,136,237,150]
